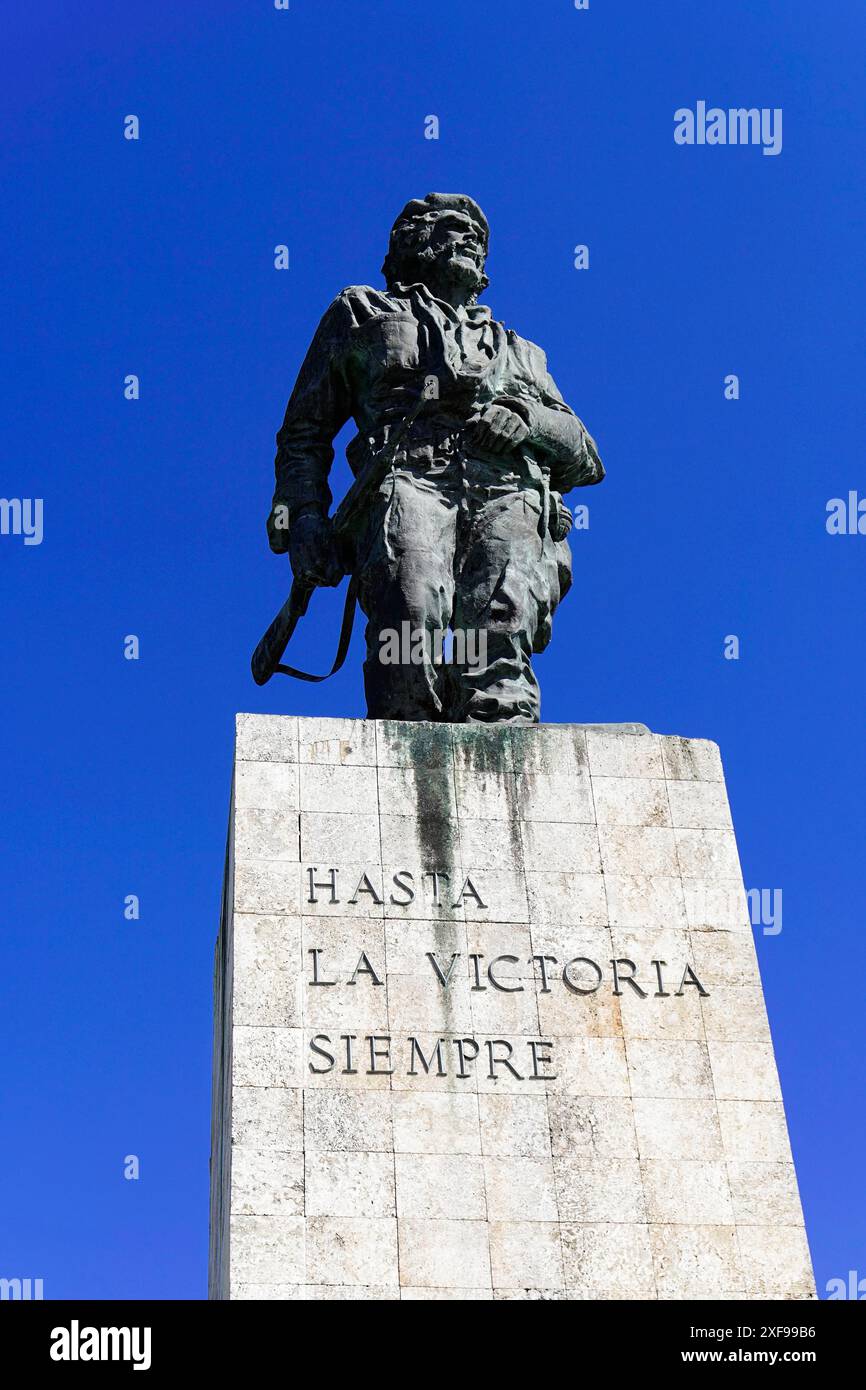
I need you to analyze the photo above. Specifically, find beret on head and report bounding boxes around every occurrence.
[388,192,490,248]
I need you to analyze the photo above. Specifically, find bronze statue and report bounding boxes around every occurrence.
[254,193,604,723]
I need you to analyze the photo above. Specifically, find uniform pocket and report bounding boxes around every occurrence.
[353,313,420,369]
[554,535,573,601]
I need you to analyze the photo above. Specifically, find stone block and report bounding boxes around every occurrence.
[210,717,813,1301]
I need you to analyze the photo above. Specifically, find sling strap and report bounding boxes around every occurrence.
[272,573,359,683]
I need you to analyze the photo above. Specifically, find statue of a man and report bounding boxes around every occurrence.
[266,192,604,723]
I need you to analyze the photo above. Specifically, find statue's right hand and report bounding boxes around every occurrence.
[288,509,344,588]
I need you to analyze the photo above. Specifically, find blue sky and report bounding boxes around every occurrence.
[1,0,864,1298]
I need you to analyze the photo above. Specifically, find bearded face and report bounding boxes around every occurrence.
[386,208,489,302]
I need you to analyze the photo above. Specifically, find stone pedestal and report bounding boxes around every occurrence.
[209,715,814,1300]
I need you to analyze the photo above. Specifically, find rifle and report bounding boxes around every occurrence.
[250,389,430,686]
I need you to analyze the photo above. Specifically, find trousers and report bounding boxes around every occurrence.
[353,461,572,723]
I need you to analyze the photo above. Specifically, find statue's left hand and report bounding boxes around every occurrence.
[288,508,344,588]
[465,402,531,455]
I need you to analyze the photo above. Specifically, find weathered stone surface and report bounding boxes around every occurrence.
[209,715,814,1300]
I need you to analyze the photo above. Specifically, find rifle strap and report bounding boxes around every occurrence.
[265,390,427,684]
[273,573,359,683]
